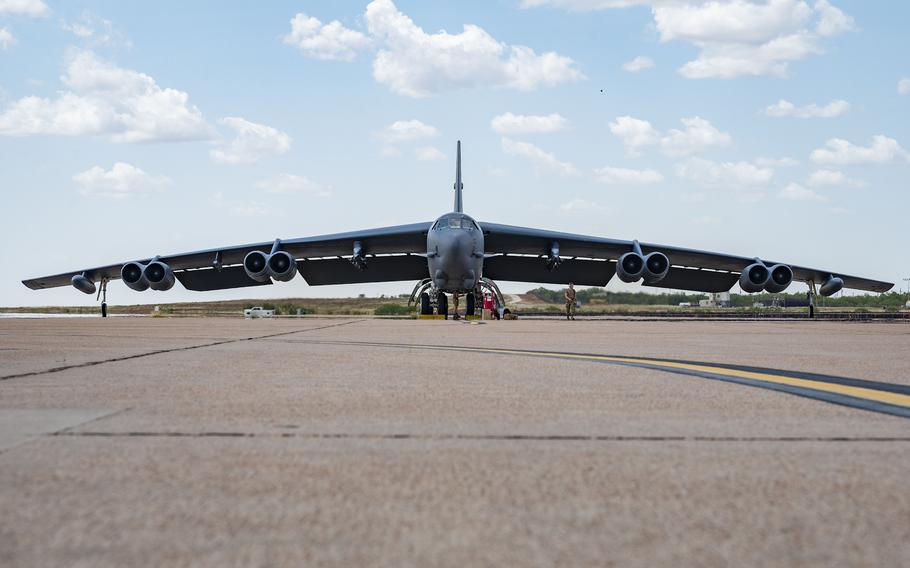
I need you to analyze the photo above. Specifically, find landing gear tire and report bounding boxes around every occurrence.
[465,293,475,316]
[419,292,431,315]
[437,293,448,319]
[101,302,107,318]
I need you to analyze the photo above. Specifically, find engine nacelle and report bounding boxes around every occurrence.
[71,274,96,295]
[642,252,670,284]
[819,275,844,297]
[243,251,270,282]
[144,261,176,291]
[267,251,298,282]
[739,262,770,293]
[616,252,645,283]
[764,264,793,293]
[121,262,150,292]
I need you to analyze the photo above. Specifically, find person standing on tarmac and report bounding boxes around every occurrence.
[565,283,577,320]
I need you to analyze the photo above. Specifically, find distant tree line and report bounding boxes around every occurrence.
[527,287,909,309]
[527,287,709,306]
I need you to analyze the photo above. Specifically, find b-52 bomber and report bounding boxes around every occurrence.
[23,141,893,316]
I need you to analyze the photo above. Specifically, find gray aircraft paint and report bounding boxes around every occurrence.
[426,141,484,292]
[21,141,894,297]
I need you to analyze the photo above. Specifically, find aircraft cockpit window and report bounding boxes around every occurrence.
[434,217,475,229]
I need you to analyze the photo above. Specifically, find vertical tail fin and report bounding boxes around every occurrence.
[453,140,463,213]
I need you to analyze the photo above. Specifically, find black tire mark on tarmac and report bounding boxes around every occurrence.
[0,320,362,382]
[272,339,910,420]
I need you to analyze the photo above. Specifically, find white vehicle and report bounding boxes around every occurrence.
[244,306,274,318]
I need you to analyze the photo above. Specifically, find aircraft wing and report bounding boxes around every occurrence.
[22,222,432,292]
[480,222,893,294]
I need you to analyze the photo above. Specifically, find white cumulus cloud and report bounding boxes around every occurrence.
[255,174,331,196]
[593,166,663,185]
[764,99,849,118]
[806,169,864,187]
[490,112,568,135]
[0,49,212,143]
[501,137,579,176]
[210,117,292,165]
[61,12,131,48]
[0,27,14,49]
[814,0,854,37]
[520,0,649,9]
[650,0,853,79]
[810,135,907,165]
[363,0,583,97]
[756,156,799,167]
[676,158,774,187]
[779,182,827,202]
[522,0,855,80]
[898,78,910,96]
[608,116,658,155]
[0,0,50,16]
[283,12,371,61]
[377,119,438,143]
[415,146,445,161]
[61,19,93,38]
[609,115,731,157]
[284,1,583,96]
[73,162,171,198]
[622,56,654,72]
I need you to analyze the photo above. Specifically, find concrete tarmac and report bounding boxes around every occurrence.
[1,317,909,567]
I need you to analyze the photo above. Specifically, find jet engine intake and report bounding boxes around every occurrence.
[642,252,670,284]
[121,262,150,292]
[764,264,793,293]
[244,250,298,283]
[267,251,298,282]
[820,275,844,297]
[243,251,270,282]
[144,261,176,291]
[616,252,645,283]
[739,262,770,293]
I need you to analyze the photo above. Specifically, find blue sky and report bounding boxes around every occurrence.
[1,0,908,306]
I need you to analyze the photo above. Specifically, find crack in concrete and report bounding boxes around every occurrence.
[0,320,363,382]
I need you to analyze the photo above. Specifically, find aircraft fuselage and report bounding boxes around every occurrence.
[426,212,484,293]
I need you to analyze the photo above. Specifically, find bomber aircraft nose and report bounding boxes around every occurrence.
[462,269,476,290]
[448,229,474,255]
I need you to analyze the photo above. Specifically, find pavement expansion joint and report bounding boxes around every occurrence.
[50,431,910,443]
[0,319,363,382]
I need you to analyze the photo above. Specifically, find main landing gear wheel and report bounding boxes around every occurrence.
[465,293,475,316]
[437,293,448,319]
[419,292,432,315]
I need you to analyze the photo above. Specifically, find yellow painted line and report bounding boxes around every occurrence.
[397,344,910,410]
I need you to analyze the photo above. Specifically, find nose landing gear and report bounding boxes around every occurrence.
[437,292,448,319]
[409,278,504,320]
[465,289,476,316]
[411,280,448,318]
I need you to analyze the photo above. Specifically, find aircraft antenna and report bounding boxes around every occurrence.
[454,140,463,213]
